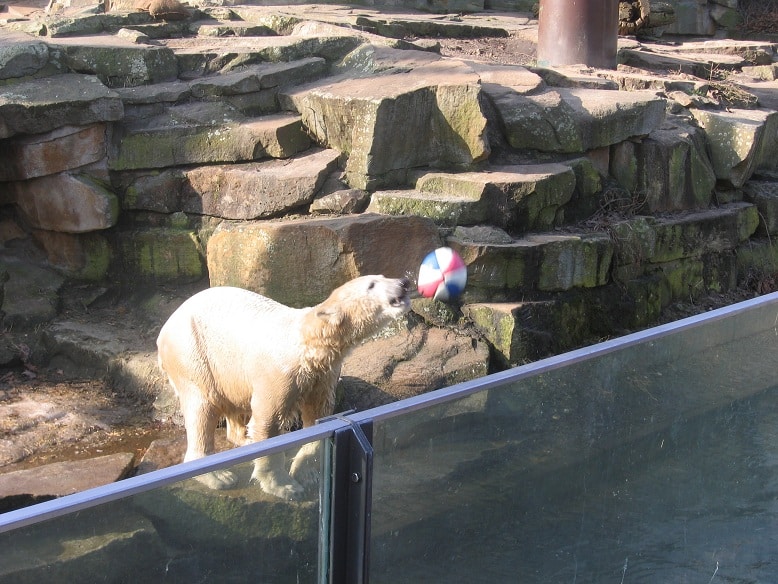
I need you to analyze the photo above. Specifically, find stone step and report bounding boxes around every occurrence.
[280,52,489,189]
[744,177,778,236]
[619,47,748,77]
[611,117,716,212]
[109,102,310,170]
[115,57,328,117]
[652,39,776,65]
[691,108,778,188]
[449,225,613,301]
[485,85,666,154]
[115,147,341,219]
[367,163,577,232]
[0,32,49,80]
[446,203,758,303]
[207,212,441,308]
[166,32,361,77]
[48,35,178,88]
[0,73,123,139]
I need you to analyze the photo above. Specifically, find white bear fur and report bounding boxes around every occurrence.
[156,275,410,499]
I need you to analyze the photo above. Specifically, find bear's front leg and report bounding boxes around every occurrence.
[246,398,305,500]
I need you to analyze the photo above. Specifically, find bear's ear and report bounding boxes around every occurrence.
[316,305,343,326]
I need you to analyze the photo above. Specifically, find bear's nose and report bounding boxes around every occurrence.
[399,277,410,291]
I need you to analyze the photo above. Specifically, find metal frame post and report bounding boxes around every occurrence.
[328,420,374,584]
[537,0,620,69]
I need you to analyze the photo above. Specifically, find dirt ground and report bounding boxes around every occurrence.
[0,368,179,473]
[436,36,537,65]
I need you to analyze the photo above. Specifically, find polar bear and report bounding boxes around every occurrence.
[156,275,411,500]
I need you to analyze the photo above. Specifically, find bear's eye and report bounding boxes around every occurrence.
[367,281,376,291]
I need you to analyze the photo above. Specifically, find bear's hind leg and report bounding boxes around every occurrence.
[180,389,238,490]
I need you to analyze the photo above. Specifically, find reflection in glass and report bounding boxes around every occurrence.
[370,301,778,582]
[0,440,326,584]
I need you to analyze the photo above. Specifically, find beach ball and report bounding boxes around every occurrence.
[417,247,467,301]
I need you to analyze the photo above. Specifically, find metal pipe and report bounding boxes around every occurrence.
[537,0,619,69]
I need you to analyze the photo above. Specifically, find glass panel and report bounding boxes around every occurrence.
[369,299,778,583]
[0,438,328,584]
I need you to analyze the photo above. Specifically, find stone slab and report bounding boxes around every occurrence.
[110,103,310,170]
[0,124,106,181]
[207,213,441,308]
[488,86,666,154]
[282,56,489,189]
[0,73,123,139]
[118,147,340,219]
[0,453,134,498]
[11,172,119,233]
[0,31,49,80]
[48,35,178,87]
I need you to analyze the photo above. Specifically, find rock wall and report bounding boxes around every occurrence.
[0,4,777,408]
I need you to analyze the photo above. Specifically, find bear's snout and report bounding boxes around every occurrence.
[389,277,411,308]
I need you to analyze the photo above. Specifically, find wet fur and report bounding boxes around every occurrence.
[157,275,410,499]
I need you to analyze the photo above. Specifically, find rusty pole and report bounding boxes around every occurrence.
[537,0,619,69]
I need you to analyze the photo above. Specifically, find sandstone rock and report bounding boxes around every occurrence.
[116,27,150,43]
[310,188,370,214]
[558,157,605,222]
[0,74,123,139]
[0,258,64,328]
[0,32,49,80]
[368,163,576,232]
[32,230,111,280]
[611,118,716,211]
[181,148,339,219]
[744,180,778,236]
[660,0,715,36]
[119,148,340,219]
[0,453,134,500]
[207,213,440,307]
[692,108,778,188]
[667,39,773,64]
[619,48,745,77]
[113,227,204,282]
[114,78,192,106]
[49,35,178,87]
[0,124,106,181]
[448,229,613,301]
[110,103,310,170]
[460,61,545,95]
[530,66,620,90]
[187,57,327,99]
[611,202,759,266]
[462,301,555,365]
[193,22,276,37]
[339,325,490,410]
[131,480,318,555]
[487,87,666,153]
[598,70,707,93]
[11,173,119,233]
[741,64,778,82]
[281,57,489,189]
[171,34,362,77]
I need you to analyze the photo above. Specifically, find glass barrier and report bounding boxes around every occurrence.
[0,437,330,584]
[368,296,778,583]
[2,293,778,583]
